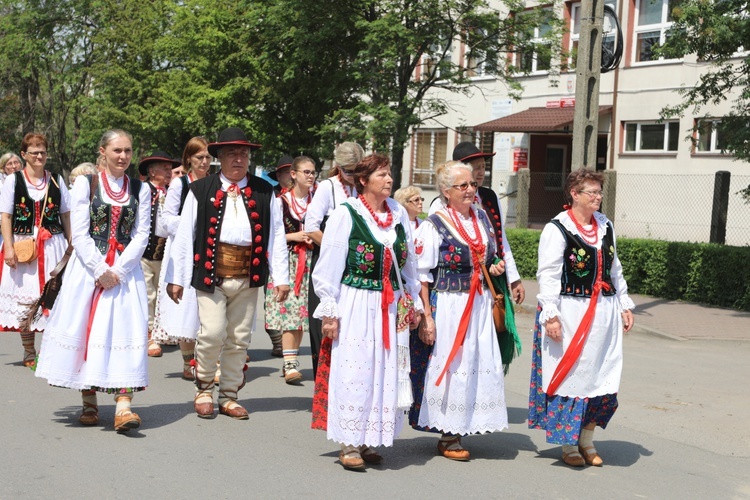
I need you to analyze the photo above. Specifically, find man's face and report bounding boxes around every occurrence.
[218,146,250,182]
[148,161,173,186]
[470,158,486,186]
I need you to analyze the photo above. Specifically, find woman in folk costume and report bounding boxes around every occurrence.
[410,161,508,461]
[36,129,152,433]
[151,137,211,379]
[305,142,363,377]
[0,133,71,368]
[264,156,317,384]
[311,154,422,470]
[528,168,635,467]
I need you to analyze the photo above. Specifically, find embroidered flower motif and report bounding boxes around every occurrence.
[568,247,591,278]
[352,241,376,274]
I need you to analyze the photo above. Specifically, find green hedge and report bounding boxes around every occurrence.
[505,228,750,311]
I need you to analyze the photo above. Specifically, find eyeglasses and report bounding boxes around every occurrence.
[579,190,604,198]
[451,181,478,192]
[340,169,355,176]
[24,151,47,157]
[409,197,424,204]
[296,169,317,177]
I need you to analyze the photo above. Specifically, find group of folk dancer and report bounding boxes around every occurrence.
[0,127,634,470]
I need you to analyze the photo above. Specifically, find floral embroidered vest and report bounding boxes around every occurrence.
[340,203,408,291]
[142,181,167,261]
[551,218,617,298]
[12,171,64,235]
[88,175,141,255]
[427,210,496,293]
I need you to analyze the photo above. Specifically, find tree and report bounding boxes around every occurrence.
[0,0,98,172]
[316,0,559,189]
[657,0,750,161]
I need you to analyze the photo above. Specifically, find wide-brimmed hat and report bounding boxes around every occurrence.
[207,127,262,157]
[452,141,496,163]
[268,155,293,181]
[138,150,181,176]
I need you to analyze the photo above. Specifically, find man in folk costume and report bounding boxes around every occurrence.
[167,127,289,420]
[428,142,526,306]
[138,151,180,357]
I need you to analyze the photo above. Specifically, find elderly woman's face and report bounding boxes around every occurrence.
[572,181,603,212]
[3,156,21,175]
[361,164,392,199]
[444,168,476,213]
[402,193,423,220]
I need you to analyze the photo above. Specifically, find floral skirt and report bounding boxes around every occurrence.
[528,306,618,445]
[265,250,310,333]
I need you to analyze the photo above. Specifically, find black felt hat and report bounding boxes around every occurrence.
[207,127,262,157]
[138,150,181,176]
[452,141,496,163]
[268,155,293,181]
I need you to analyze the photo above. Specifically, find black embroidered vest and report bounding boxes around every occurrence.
[339,203,408,291]
[427,210,496,293]
[142,182,167,260]
[551,218,617,298]
[88,175,141,255]
[12,171,64,235]
[190,174,273,292]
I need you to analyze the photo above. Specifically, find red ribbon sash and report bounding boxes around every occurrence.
[435,269,484,386]
[84,237,124,361]
[380,249,394,350]
[545,251,610,396]
[293,244,307,297]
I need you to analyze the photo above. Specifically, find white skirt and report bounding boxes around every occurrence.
[327,284,405,447]
[35,249,149,391]
[151,236,199,343]
[418,289,508,435]
[0,233,69,331]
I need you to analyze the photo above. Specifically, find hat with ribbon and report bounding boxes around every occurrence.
[138,151,181,176]
[207,127,262,157]
[452,141,496,163]
[268,155,294,181]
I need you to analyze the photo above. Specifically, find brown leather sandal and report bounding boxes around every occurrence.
[579,445,603,466]
[114,409,141,433]
[437,436,470,461]
[359,446,383,464]
[78,402,99,426]
[339,449,365,470]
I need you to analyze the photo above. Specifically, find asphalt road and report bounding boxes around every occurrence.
[1,300,748,499]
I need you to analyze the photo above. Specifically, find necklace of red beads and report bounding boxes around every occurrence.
[24,169,48,191]
[359,194,393,229]
[447,206,486,267]
[101,172,130,203]
[288,189,311,220]
[567,209,599,245]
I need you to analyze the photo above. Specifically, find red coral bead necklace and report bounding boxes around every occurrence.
[447,206,486,264]
[567,209,599,244]
[24,169,48,191]
[101,172,130,203]
[359,194,393,229]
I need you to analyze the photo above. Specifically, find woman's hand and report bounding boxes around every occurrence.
[3,245,17,269]
[622,309,634,333]
[418,314,436,346]
[95,270,120,290]
[322,316,339,340]
[489,260,505,276]
[545,316,562,342]
[287,231,312,245]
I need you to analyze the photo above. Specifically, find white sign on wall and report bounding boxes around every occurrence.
[491,99,513,120]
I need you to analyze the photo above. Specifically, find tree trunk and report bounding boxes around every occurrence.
[391,142,405,191]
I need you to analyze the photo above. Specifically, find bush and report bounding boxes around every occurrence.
[506,228,750,311]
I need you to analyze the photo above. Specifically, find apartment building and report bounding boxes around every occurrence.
[402,0,748,235]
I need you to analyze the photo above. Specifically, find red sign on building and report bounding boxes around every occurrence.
[513,148,528,172]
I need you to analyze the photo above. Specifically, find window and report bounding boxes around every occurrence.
[516,15,552,73]
[411,130,448,187]
[465,28,498,78]
[420,38,452,81]
[634,0,676,62]
[694,119,727,153]
[624,121,680,152]
[569,1,617,69]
